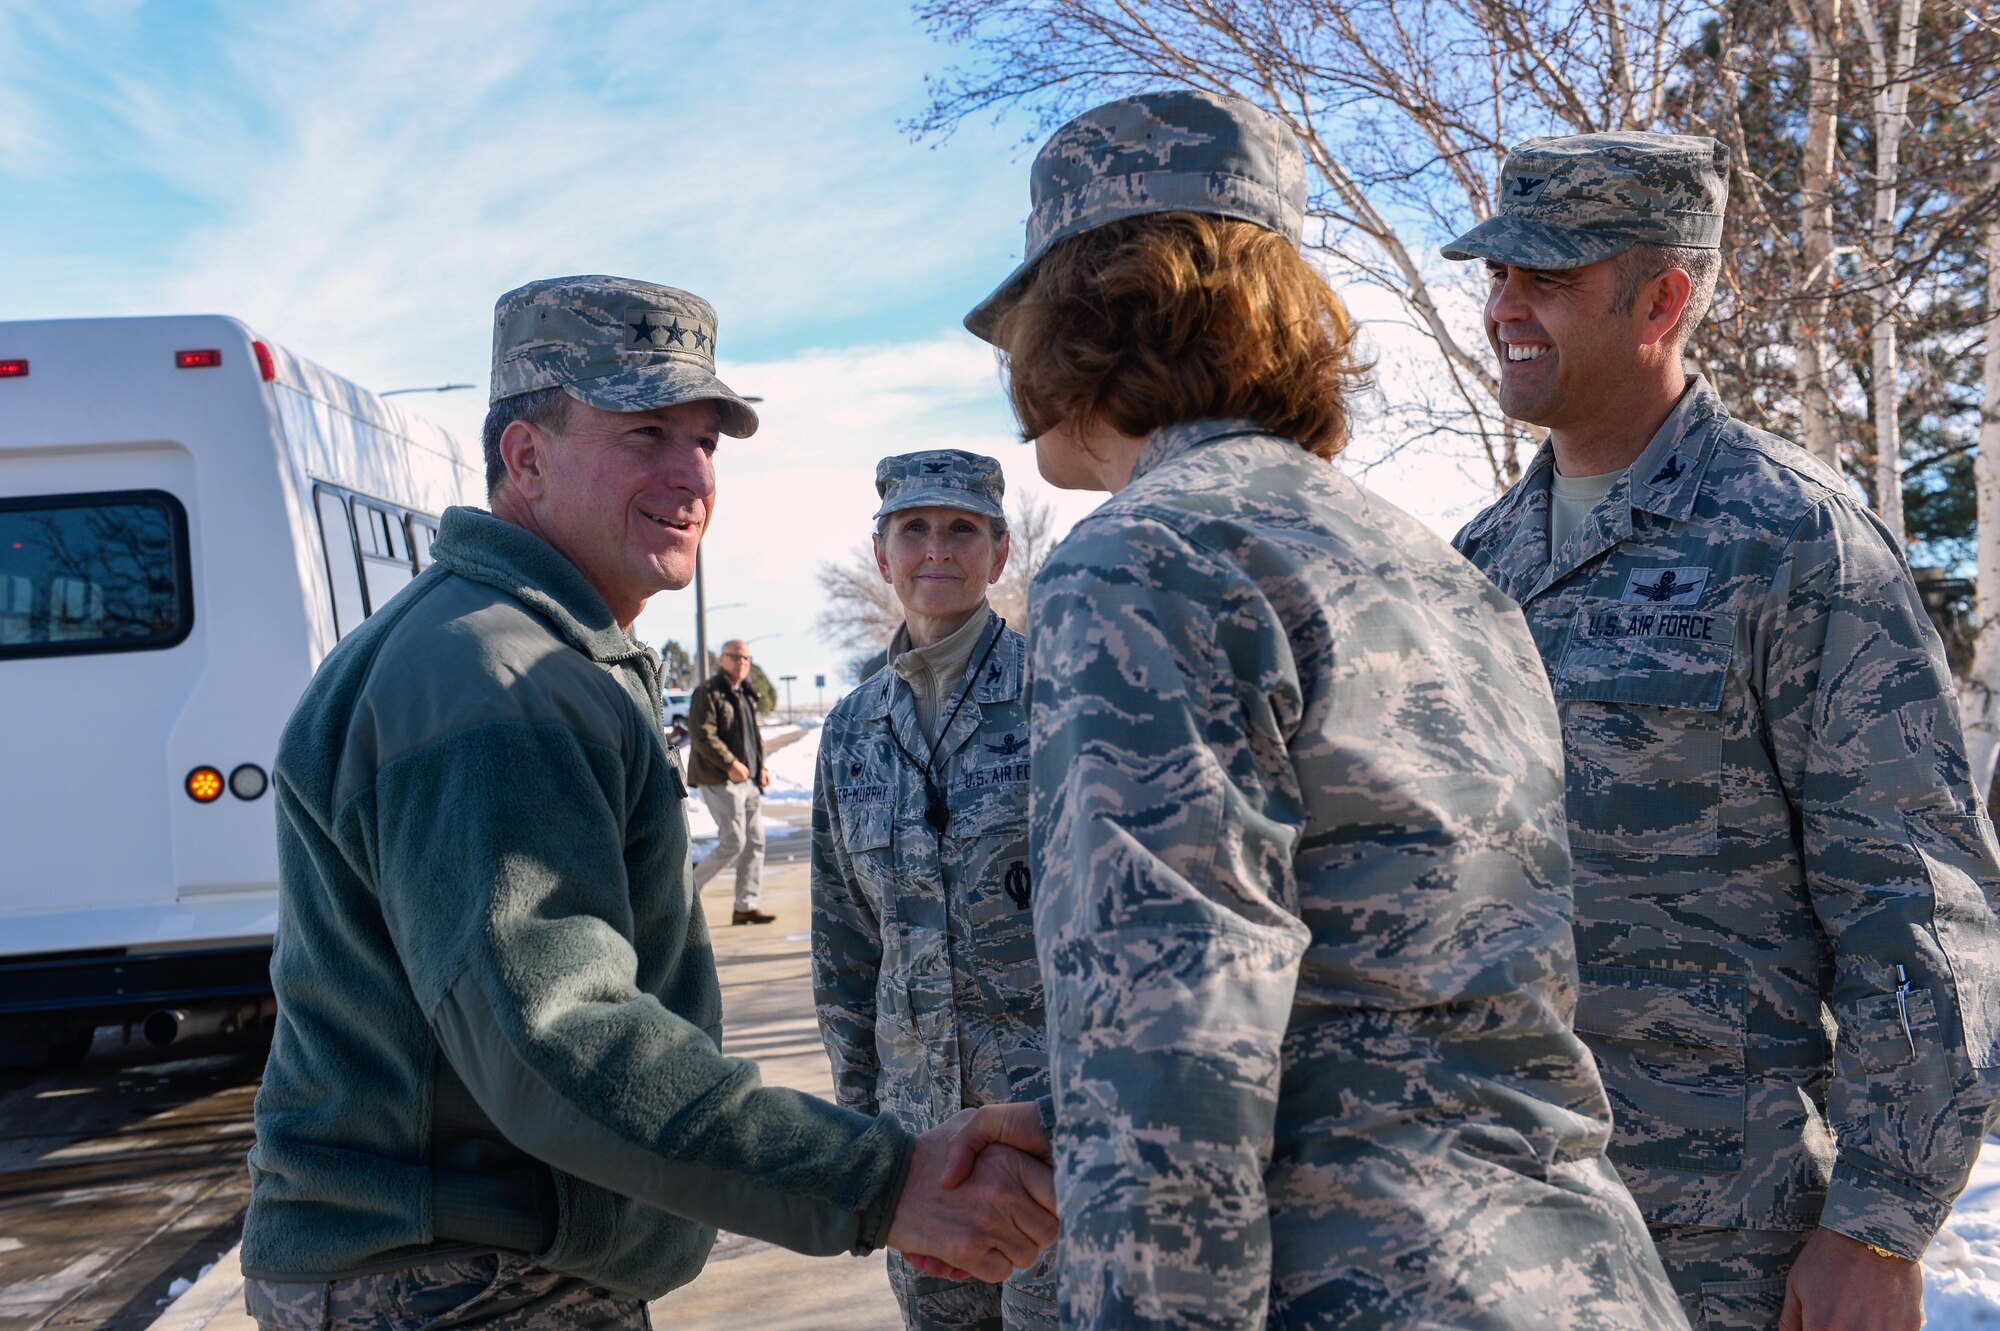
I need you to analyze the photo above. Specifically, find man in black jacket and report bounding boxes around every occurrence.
[688,638,773,924]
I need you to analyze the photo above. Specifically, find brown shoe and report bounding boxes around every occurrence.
[731,909,777,925]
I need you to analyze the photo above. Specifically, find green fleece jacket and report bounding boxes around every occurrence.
[241,507,911,1298]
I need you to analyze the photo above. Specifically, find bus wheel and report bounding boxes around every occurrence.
[44,1023,96,1069]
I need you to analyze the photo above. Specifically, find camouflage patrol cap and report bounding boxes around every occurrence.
[489,275,759,437]
[964,89,1307,343]
[1442,132,1728,270]
[872,449,1006,522]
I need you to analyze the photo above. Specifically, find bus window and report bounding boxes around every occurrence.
[356,502,414,611]
[408,517,440,570]
[0,574,32,645]
[0,490,193,660]
[314,488,367,639]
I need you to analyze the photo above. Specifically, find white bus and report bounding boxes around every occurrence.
[0,315,482,1065]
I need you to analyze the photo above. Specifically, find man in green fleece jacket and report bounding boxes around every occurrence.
[240,276,1057,1331]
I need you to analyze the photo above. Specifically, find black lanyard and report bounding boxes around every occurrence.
[887,616,1003,837]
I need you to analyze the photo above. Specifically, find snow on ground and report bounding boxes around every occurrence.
[761,723,822,802]
[1928,1138,2000,1327]
[683,717,2000,1320]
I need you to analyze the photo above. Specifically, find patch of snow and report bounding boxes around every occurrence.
[165,1278,192,1297]
[761,726,822,802]
[1927,1137,2000,1327]
[685,796,718,841]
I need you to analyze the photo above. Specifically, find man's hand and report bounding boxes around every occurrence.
[726,759,750,783]
[1779,1226,1922,1331]
[888,1123,1057,1285]
[757,768,772,790]
[902,1104,1056,1280]
[937,1101,1050,1187]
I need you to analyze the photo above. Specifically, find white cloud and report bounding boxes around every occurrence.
[9,1,1027,392]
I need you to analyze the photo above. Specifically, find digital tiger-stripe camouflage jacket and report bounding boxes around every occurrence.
[1455,376,2000,1259]
[1029,418,1685,1330]
[810,613,1048,1130]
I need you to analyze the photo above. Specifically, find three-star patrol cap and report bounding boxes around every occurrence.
[872,450,1006,522]
[489,275,760,437]
[964,89,1308,343]
[1441,132,1728,270]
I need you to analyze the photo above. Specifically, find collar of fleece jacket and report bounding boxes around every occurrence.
[430,506,657,666]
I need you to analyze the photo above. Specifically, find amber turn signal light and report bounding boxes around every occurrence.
[185,766,225,803]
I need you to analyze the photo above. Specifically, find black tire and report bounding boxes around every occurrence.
[45,1023,96,1069]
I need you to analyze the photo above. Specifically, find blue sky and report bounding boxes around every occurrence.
[2,0,1494,688]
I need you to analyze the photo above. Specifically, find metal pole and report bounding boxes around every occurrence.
[694,547,709,680]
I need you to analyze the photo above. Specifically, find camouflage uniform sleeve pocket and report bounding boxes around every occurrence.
[1908,812,2000,1069]
[1574,963,1747,1172]
[1830,988,1965,1182]
[1555,604,1735,857]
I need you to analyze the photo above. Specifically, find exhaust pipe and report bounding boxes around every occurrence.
[141,998,274,1048]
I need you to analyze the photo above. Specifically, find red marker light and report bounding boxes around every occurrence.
[252,341,276,382]
[0,359,26,378]
[175,349,223,369]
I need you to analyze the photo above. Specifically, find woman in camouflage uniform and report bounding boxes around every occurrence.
[959,90,1687,1330]
[809,450,1056,1331]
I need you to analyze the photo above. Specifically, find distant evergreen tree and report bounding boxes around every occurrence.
[657,638,695,690]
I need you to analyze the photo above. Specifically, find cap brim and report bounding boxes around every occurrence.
[563,365,761,437]
[872,488,1007,522]
[963,260,1034,345]
[1440,216,1636,270]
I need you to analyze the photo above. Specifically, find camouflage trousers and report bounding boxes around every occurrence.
[887,1250,1057,1331]
[245,1252,649,1330]
[1648,1225,1811,1331]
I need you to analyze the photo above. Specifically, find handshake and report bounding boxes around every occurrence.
[884,1101,1058,1283]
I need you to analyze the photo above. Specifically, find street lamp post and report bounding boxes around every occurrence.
[779,674,797,721]
[695,548,708,680]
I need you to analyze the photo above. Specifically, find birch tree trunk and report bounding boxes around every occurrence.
[1787,0,1844,471]
[1857,0,1921,545]
[1964,198,2000,796]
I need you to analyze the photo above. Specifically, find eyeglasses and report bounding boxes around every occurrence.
[721,651,751,662]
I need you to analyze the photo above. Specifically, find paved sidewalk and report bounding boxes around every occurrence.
[148,800,902,1331]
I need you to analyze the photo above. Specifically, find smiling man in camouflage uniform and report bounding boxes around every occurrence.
[1448,133,2000,1330]
[813,450,1056,1330]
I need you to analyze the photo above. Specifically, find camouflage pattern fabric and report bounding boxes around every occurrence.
[1441,131,1728,270]
[1647,1226,1811,1330]
[488,275,759,436]
[1455,376,2000,1267]
[811,610,1057,1322]
[246,1253,647,1330]
[874,450,1008,522]
[1029,417,1687,1329]
[964,90,1306,340]
[887,1250,1060,1331]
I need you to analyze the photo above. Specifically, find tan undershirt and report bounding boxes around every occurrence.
[889,606,990,745]
[1550,466,1625,567]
